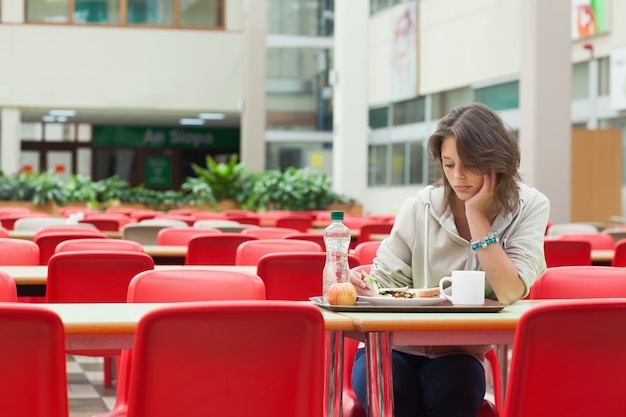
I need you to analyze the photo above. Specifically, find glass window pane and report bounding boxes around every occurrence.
[392,97,425,125]
[390,143,405,185]
[180,0,221,27]
[408,141,424,184]
[598,56,610,96]
[26,0,69,22]
[21,123,43,141]
[77,124,92,142]
[127,0,173,25]
[268,0,332,36]
[266,48,333,131]
[432,87,472,119]
[44,124,65,142]
[74,0,119,24]
[368,144,387,186]
[369,107,389,129]
[572,62,589,99]
[77,148,92,176]
[47,151,72,180]
[473,81,519,111]
[20,151,40,174]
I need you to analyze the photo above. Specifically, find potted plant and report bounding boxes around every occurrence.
[184,154,248,210]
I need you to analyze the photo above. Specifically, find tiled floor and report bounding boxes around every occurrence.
[67,356,115,417]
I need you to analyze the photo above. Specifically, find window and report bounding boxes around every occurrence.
[392,97,425,126]
[368,144,388,186]
[26,0,224,28]
[572,62,589,100]
[369,107,389,129]
[408,141,424,184]
[431,87,472,120]
[598,56,610,96]
[473,81,519,111]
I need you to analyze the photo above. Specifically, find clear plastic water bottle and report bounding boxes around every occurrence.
[323,210,351,295]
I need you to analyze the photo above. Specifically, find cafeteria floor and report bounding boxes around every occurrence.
[67,356,115,417]
[67,356,497,416]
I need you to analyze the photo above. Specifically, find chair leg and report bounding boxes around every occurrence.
[104,357,115,388]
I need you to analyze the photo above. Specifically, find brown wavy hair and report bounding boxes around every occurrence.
[428,103,521,215]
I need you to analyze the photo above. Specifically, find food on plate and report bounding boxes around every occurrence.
[359,271,379,294]
[378,287,441,299]
[326,282,358,306]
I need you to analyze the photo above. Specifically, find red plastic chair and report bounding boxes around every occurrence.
[153,214,196,226]
[0,271,17,301]
[354,223,393,247]
[55,238,145,253]
[503,299,626,417]
[543,239,592,267]
[126,301,325,417]
[612,239,626,267]
[557,232,615,250]
[256,252,359,300]
[529,266,626,299]
[0,304,68,417]
[34,225,101,237]
[0,212,51,230]
[284,232,325,250]
[95,268,266,417]
[0,226,8,238]
[122,224,173,245]
[156,227,221,246]
[34,230,108,265]
[225,214,262,226]
[46,250,154,388]
[275,214,314,232]
[241,226,301,239]
[235,238,323,266]
[0,238,40,266]
[352,241,381,265]
[185,234,258,265]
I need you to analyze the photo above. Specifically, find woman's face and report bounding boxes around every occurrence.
[441,136,484,202]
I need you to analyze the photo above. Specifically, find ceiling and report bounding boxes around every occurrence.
[19,108,242,128]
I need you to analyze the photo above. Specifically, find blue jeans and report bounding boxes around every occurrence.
[352,348,486,417]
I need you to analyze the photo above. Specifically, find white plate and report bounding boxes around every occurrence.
[359,288,445,307]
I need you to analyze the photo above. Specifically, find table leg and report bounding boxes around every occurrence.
[325,330,345,417]
[496,344,509,404]
[365,331,394,417]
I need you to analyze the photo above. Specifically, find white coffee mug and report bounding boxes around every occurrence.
[438,270,485,306]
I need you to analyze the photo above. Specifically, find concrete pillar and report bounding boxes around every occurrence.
[332,0,369,204]
[240,0,267,172]
[519,0,571,223]
[1,108,21,176]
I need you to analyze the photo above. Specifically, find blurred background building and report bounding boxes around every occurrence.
[0,0,623,220]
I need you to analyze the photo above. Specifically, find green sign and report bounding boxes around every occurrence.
[145,156,172,187]
[93,126,240,149]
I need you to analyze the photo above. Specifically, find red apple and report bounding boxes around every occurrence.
[326,282,357,306]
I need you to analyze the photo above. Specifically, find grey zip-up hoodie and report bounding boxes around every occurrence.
[371,181,550,359]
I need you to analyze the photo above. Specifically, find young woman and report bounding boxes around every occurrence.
[350,102,550,417]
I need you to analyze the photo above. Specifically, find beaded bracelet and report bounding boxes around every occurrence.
[470,231,500,251]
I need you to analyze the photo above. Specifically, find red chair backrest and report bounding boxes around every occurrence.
[353,241,381,265]
[185,234,258,265]
[543,239,592,267]
[355,223,392,246]
[55,238,145,253]
[284,232,326,251]
[275,215,314,232]
[156,228,221,246]
[240,227,301,239]
[256,252,359,300]
[529,266,626,299]
[504,299,626,417]
[613,238,626,267]
[0,271,17,301]
[34,231,108,265]
[0,304,68,417]
[46,251,154,303]
[235,239,323,266]
[0,226,8,238]
[126,301,325,417]
[0,238,40,265]
[557,232,615,250]
[80,219,126,231]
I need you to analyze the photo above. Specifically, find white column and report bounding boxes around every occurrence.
[332,0,369,203]
[519,0,571,223]
[240,0,267,173]
[1,108,21,176]
[1,0,25,23]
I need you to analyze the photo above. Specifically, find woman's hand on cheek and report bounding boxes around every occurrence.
[466,172,496,215]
